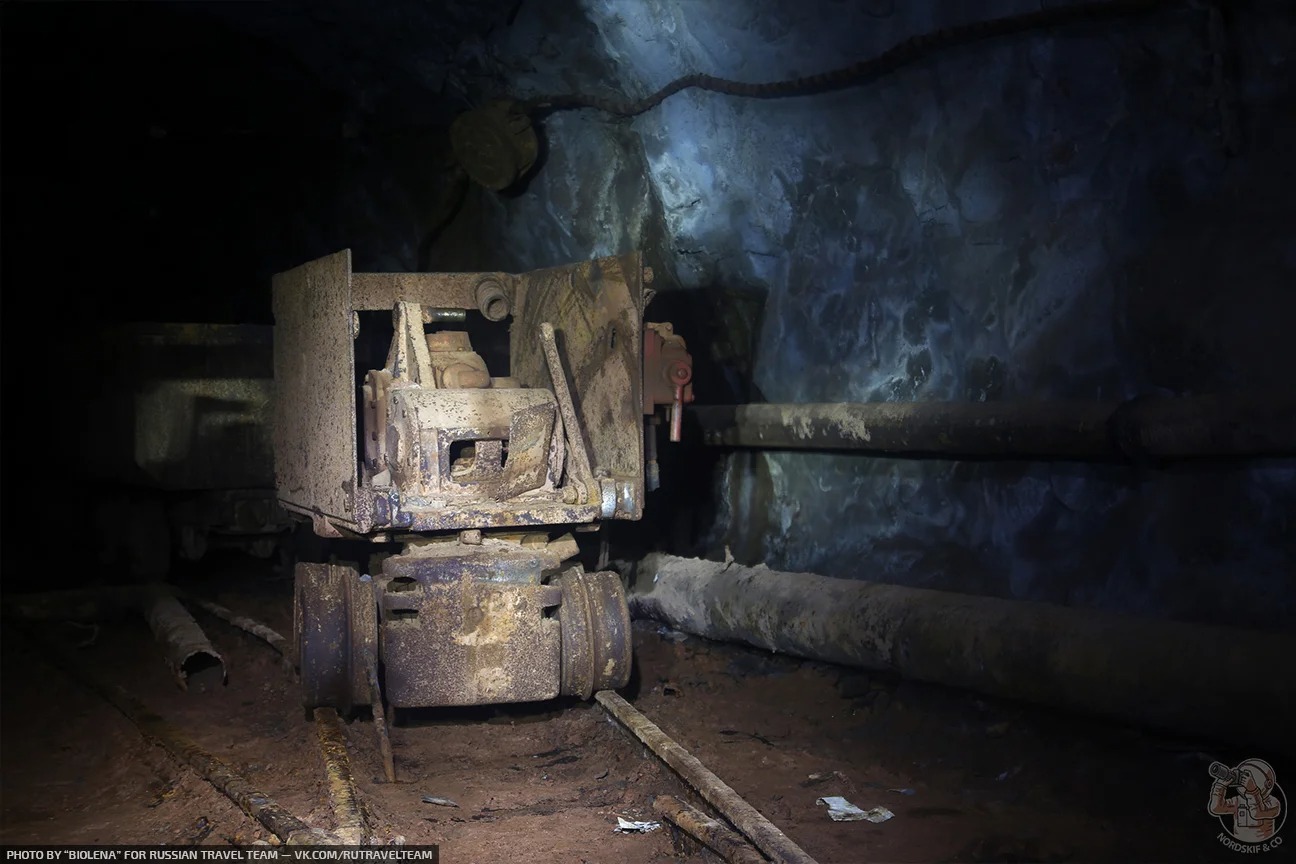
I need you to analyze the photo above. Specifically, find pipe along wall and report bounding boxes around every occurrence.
[628,554,1296,756]
[691,394,1296,460]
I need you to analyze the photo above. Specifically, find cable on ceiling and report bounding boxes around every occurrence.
[520,0,1180,119]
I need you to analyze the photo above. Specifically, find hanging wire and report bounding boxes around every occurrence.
[521,0,1176,118]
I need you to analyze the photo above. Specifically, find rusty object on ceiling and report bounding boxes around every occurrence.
[449,99,538,191]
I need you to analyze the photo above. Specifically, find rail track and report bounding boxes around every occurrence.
[5,587,815,863]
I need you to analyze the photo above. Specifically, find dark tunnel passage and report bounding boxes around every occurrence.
[2,1,1294,860]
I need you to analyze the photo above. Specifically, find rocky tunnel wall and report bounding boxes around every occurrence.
[457,0,1296,629]
[5,0,1292,628]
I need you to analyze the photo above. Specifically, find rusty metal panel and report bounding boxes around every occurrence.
[355,487,602,533]
[132,378,275,489]
[383,542,545,584]
[350,272,514,311]
[90,324,274,491]
[378,544,561,707]
[509,253,645,516]
[387,387,558,501]
[396,500,601,532]
[381,579,561,707]
[272,250,361,529]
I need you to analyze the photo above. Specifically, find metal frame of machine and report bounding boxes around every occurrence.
[273,249,691,713]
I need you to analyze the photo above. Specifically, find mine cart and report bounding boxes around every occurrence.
[89,323,292,578]
[274,250,692,712]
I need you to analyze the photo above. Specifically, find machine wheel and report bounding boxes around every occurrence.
[293,562,376,715]
[557,570,632,699]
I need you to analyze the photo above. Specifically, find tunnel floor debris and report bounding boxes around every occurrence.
[1,558,1229,862]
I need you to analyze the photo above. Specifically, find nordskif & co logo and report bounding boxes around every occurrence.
[1208,758,1286,853]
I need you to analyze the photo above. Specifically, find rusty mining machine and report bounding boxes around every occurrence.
[87,323,293,579]
[275,250,693,714]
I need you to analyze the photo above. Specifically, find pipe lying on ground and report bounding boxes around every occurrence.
[653,794,767,864]
[597,690,818,864]
[690,393,1296,460]
[314,708,367,844]
[182,593,295,676]
[2,587,291,679]
[629,554,1296,756]
[184,594,290,657]
[128,686,337,845]
[1,587,232,691]
[141,586,226,692]
[19,626,339,846]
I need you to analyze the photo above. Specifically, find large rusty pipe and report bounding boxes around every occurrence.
[690,393,1296,460]
[141,586,227,693]
[629,554,1296,755]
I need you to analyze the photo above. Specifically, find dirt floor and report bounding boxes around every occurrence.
[0,555,1262,862]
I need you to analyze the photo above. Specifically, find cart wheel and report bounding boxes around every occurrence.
[558,569,632,699]
[294,562,376,715]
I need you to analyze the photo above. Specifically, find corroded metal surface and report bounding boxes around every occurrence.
[294,563,374,713]
[313,707,367,845]
[380,496,601,533]
[273,250,358,529]
[653,795,767,864]
[388,300,436,387]
[597,691,819,864]
[274,250,652,533]
[384,538,548,584]
[376,543,562,708]
[385,388,559,501]
[368,314,574,525]
[182,594,293,675]
[363,629,396,784]
[557,569,595,699]
[474,276,512,321]
[92,323,274,491]
[558,570,632,699]
[295,563,347,709]
[141,586,226,693]
[426,329,491,389]
[450,100,539,192]
[275,250,655,711]
[643,322,695,443]
[539,322,596,506]
[350,271,514,311]
[511,254,646,518]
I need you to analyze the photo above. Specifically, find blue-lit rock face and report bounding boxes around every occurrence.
[468,0,1296,628]
[480,112,660,268]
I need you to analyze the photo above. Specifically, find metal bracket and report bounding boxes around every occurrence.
[540,322,596,507]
